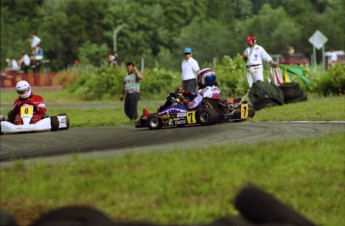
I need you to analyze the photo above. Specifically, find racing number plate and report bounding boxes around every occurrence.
[21,105,34,117]
[186,111,197,124]
[240,103,249,119]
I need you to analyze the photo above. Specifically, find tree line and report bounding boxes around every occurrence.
[1,0,344,71]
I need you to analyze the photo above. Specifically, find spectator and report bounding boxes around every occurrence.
[113,51,119,66]
[29,33,41,48]
[330,51,338,67]
[19,51,31,73]
[243,35,278,88]
[5,57,20,73]
[181,47,200,93]
[18,51,31,81]
[108,51,119,67]
[120,62,143,120]
[30,44,44,65]
[74,58,79,66]
[107,51,115,66]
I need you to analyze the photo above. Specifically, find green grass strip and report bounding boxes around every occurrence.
[1,132,344,225]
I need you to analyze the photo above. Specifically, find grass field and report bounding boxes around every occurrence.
[0,90,344,226]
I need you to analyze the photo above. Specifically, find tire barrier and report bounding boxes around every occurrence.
[279,82,308,104]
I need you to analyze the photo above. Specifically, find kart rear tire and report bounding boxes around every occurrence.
[50,116,59,131]
[147,113,162,130]
[197,108,218,126]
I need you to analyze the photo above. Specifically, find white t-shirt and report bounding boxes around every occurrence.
[181,57,200,80]
[331,52,338,62]
[21,54,31,66]
[9,60,19,71]
[31,35,41,48]
[243,44,272,66]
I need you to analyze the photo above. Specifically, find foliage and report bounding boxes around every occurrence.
[140,68,180,100]
[66,66,123,100]
[1,0,344,70]
[64,55,249,100]
[313,64,345,96]
[78,41,109,66]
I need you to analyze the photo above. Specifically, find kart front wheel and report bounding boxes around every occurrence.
[147,113,162,130]
[58,114,70,130]
[197,108,218,126]
[50,116,59,131]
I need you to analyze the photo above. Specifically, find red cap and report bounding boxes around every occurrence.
[246,35,256,43]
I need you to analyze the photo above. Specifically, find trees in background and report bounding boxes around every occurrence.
[1,0,344,71]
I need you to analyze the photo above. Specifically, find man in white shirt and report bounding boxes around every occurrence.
[330,51,338,67]
[243,36,278,88]
[181,47,200,93]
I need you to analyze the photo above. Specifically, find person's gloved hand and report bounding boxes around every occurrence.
[183,99,190,105]
[13,102,23,111]
[187,102,194,109]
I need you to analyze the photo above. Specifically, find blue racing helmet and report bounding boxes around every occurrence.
[198,68,216,88]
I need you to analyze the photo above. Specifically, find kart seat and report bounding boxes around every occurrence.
[203,98,220,109]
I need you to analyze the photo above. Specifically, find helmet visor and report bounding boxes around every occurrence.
[17,87,31,95]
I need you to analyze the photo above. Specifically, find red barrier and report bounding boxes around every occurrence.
[0,71,55,87]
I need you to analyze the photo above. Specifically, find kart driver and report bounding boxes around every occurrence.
[153,68,221,115]
[7,80,46,124]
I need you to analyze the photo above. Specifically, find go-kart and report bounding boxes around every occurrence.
[135,92,255,130]
[0,104,69,135]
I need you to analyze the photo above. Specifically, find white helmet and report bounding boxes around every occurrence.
[16,80,32,99]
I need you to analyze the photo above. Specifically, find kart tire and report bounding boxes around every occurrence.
[58,114,70,130]
[283,90,304,101]
[147,113,162,130]
[279,82,300,91]
[196,108,218,126]
[248,104,255,118]
[50,116,59,131]
[285,95,308,104]
[253,98,280,111]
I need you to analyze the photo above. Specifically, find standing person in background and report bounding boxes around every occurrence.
[181,47,200,93]
[113,51,119,66]
[329,50,338,67]
[19,51,31,80]
[120,62,143,120]
[243,35,278,88]
[29,33,41,49]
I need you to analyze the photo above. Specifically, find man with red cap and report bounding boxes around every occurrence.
[243,35,278,87]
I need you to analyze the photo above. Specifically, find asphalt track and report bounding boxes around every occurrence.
[1,121,345,165]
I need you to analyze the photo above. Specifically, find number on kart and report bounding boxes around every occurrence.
[187,111,197,124]
[21,105,34,116]
[240,104,249,119]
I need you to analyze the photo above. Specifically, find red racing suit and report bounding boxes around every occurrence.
[8,93,46,123]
